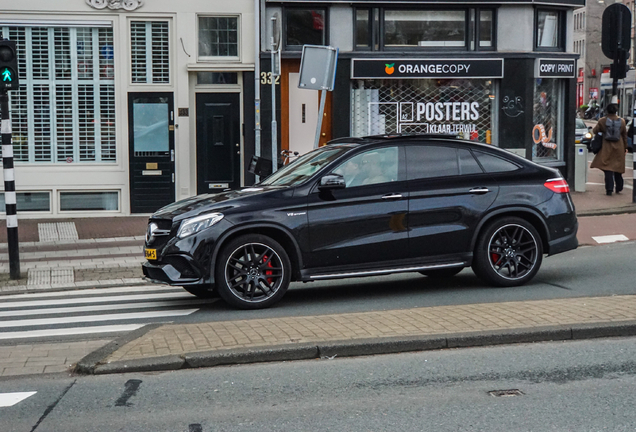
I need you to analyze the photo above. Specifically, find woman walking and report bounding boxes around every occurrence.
[591,98,628,196]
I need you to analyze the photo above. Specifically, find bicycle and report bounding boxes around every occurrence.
[280,149,299,166]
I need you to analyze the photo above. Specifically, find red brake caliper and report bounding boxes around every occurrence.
[263,255,274,284]
[491,252,500,265]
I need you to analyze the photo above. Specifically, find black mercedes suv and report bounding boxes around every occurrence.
[143,134,578,309]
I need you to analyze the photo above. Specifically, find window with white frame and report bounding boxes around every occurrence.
[130,21,170,83]
[198,16,239,59]
[0,25,116,163]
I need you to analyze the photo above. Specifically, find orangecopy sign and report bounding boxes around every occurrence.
[351,58,503,79]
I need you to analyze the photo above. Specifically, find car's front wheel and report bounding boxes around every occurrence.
[215,234,291,309]
[472,217,543,287]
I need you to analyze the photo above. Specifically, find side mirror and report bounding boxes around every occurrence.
[319,174,346,190]
[588,126,592,131]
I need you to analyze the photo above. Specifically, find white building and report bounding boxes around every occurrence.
[0,0,256,218]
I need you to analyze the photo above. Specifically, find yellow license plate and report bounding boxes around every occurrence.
[145,248,157,260]
[575,139,581,143]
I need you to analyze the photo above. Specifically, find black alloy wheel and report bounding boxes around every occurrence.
[472,217,543,287]
[216,234,291,309]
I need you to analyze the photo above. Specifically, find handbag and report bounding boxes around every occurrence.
[589,132,603,154]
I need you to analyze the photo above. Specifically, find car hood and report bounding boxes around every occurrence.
[151,186,286,222]
[575,128,588,136]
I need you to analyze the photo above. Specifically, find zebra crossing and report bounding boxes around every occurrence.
[0,285,215,341]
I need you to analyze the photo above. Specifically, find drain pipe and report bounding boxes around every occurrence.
[253,0,262,180]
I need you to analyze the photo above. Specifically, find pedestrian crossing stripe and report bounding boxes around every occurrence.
[0,392,37,407]
[0,298,215,318]
[592,234,630,244]
[0,292,197,309]
[0,285,180,301]
[0,325,144,340]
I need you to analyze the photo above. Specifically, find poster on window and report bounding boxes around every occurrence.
[351,79,495,143]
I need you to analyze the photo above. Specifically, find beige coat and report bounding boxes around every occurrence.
[591,115,628,173]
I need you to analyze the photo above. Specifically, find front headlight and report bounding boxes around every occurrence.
[177,213,224,239]
[584,132,592,139]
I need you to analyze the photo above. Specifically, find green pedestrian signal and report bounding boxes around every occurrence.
[2,68,12,82]
[0,40,19,90]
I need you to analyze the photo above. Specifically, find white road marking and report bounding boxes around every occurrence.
[0,285,179,301]
[592,234,630,244]
[0,292,196,309]
[0,309,199,328]
[0,392,37,407]
[0,325,144,340]
[0,299,215,318]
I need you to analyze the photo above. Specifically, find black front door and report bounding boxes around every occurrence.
[196,93,241,193]
[129,92,175,213]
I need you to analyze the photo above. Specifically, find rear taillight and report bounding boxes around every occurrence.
[544,178,570,193]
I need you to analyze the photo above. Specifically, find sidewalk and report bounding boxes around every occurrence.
[75,295,636,375]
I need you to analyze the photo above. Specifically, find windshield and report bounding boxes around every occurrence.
[575,118,586,129]
[259,146,351,187]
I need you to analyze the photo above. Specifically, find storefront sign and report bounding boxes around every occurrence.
[589,87,599,99]
[535,59,576,78]
[351,58,503,79]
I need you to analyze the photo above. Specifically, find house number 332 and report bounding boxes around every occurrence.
[260,72,280,84]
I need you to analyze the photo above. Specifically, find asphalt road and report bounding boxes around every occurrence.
[3,240,636,346]
[179,240,636,322]
[4,336,636,431]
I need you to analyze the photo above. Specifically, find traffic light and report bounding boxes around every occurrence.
[0,40,19,91]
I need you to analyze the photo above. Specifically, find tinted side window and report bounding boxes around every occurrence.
[458,148,483,175]
[473,151,520,173]
[406,146,459,180]
[333,146,399,187]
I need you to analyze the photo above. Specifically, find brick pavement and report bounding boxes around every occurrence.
[104,295,636,364]
[0,339,111,377]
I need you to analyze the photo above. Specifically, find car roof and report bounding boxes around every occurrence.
[325,133,533,166]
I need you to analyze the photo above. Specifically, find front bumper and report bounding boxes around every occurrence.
[142,255,205,286]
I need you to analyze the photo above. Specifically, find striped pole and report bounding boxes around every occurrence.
[1,90,20,279]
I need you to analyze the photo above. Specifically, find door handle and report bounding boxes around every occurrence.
[469,187,490,194]
[381,193,403,200]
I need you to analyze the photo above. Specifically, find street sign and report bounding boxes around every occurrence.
[602,3,631,59]
[298,45,338,91]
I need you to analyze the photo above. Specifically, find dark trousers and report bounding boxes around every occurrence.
[604,170,624,193]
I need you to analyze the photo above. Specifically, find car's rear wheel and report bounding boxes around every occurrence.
[472,217,543,287]
[182,284,217,299]
[215,234,291,309]
[419,267,463,278]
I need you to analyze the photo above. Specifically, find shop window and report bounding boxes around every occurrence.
[354,8,495,52]
[0,192,50,212]
[196,72,238,85]
[351,79,496,145]
[59,191,119,211]
[198,17,239,59]
[0,26,116,164]
[533,79,563,161]
[535,9,564,51]
[478,10,494,49]
[385,10,465,48]
[131,21,170,83]
[284,8,327,49]
[355,9,371,49]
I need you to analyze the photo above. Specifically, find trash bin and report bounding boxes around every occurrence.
[574,144,588,192]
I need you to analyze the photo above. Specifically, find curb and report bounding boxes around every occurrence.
[73,320,636,376]
[577,205,636,217]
